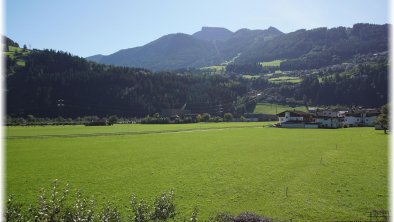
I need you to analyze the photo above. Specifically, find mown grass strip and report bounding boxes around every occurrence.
[6,125,266,140]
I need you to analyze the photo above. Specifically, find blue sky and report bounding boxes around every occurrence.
[5,0,389,57]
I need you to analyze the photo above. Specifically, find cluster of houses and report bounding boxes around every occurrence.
[277,107,381,129]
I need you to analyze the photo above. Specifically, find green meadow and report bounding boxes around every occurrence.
[259,60,283,67]
[253,103,308,115]
[241,75,261,79]
[268,76,302,84]
[6,123,388,221]
[6,45,29,67]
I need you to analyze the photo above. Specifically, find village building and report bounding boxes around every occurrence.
[313,108,346,128]
[364,109,381,126]
[315,116,343,128]
[344,111,363,127]
[344,109,380,127]
[315,107,348,117]
[317,109,338,117]
[277,107,381,129]
[277,110,314,124]
[277,110,316,128]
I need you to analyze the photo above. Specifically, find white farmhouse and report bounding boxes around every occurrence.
[315,116,343,128]
[317,110,338,117]
[277,110,313,123]
[344,109,380,127]
[364,110,380,126]
[277,110,316,128]
[316,108,348,118]
[344,114,362,127]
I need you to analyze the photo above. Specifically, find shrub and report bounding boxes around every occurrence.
[5,195,24,222]
[196,114,202,122]
[108,115,119,125]
[63,190,95,222]
[29,180,69,221]
[26,115,36,123]
[190,207,199,222]
[130,194,151,222]
[201,113,211,122]
[99,202,122,222]
[223,113,234,122]
[5,181,280,222]
[151,190,176,221]
[209,116,223,122]
[209,212,234,222]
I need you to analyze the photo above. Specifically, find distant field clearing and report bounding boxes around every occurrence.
[253,103,308,115]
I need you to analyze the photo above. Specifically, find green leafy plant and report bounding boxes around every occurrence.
[130,194,151,222]
[151,190,176,221]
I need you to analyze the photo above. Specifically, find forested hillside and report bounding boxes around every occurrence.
[87,27,283,70]
[6,47,252,118]
[285,56,388,106]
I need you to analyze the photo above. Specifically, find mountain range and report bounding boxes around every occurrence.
[86,26,284,70]
[5,22,389,118]
[87,23,388,71]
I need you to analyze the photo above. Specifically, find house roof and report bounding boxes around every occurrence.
[316,115,343,119]
[365,112,380,117]
[345,112,363,117]
[345,109,380,117]
[277,110,314,117]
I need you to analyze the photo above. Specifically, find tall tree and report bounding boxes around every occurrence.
[377,104,389,134]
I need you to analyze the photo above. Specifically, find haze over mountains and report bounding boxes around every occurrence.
[86,24,388,71]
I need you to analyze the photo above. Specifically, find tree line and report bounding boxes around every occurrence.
[6,49,251,118]
[5,33,388,119]
[225,63,278,75]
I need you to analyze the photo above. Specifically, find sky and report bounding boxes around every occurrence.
[4,0,390,57]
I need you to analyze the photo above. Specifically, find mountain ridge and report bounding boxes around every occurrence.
[86,24,388,71]
[192,27,233,42]
[86,26,283,70]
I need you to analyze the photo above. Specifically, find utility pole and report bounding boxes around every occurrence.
[218,103,223,116]
[57,99,65,118]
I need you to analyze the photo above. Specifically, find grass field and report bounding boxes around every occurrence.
[6,123,388,221]
[268,76,302,84]
[259,60,283,67]
[253,103,308,114]
[241,75,261,79]
[6,45,29,67]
